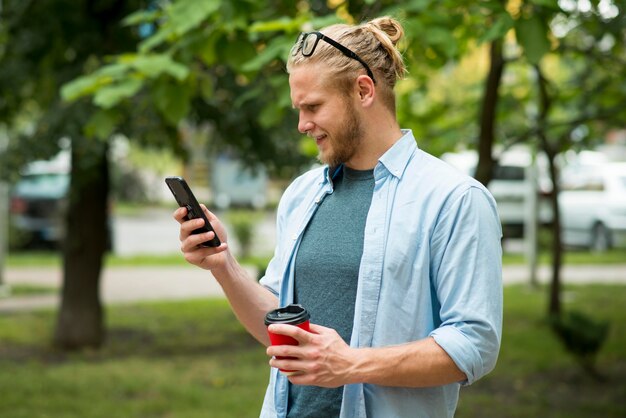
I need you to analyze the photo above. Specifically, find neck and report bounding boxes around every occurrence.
[345,111,403,170]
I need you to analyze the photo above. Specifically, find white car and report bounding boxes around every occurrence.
[441,148,552,238]
[559,162,626,251]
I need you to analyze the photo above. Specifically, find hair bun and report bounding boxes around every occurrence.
[368,16,404,46]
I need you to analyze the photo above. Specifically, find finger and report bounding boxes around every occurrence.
[173,206,188,223]
[181,230,219,252]
[267,324,315,344]
[178,218,204,242]
[307,323,330,335]
[180,218,205,234]
[268,356,304,372]
[267,344,302,358]
[200,204,219,222]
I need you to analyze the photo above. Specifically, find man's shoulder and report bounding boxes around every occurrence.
[404,149,494,203]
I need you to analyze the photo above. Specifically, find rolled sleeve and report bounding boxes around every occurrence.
[429,185,503,385]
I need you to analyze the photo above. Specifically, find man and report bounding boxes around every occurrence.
[175,16,503,418]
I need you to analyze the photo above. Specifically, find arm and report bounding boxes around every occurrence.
[175,205,278,346]
[267,323,465,388]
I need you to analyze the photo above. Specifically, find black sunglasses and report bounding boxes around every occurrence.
[292,31,376,84]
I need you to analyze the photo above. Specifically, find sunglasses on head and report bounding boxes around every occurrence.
[292,31,376,84]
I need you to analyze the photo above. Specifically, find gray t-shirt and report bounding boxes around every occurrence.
[288,166,375,418]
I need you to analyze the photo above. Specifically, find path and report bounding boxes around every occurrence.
[1,263,624,312]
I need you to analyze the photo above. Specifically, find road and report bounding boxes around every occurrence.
[1,208,625,312]
[112,207,277,257]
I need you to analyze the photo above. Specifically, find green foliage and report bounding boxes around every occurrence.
[515,14,551,64]
[0,299,268,417]
[1,285,625,417]
[226,210,262,258]
[550,310,610,379]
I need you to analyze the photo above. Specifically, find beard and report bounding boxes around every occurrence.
[317,103,364,167]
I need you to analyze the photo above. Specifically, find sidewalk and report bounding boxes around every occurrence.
[0,264,625,312]
[0,266,252,312]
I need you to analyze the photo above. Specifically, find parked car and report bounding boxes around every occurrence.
[9,151,114,251]
[9,153,70,249]
[441,147,552,238]
[211,154,268,210]
[559,162,626,252]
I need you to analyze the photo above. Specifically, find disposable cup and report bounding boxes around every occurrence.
[264,304,310,372]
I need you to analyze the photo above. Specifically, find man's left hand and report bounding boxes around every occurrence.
[266,323,356,388]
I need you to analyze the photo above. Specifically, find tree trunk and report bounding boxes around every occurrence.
[533,65,562,318]
[54,138,109,349]
[475,40,505,187]
[544,148,562,317]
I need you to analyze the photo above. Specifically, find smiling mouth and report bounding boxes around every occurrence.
[314,134,327,145]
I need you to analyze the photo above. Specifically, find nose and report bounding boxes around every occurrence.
[298,112,314,134]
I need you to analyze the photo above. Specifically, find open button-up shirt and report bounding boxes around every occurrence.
[259,130,503,418]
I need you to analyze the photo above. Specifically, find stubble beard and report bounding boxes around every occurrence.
[318,104,364,167]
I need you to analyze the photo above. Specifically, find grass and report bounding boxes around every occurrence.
[501,248,626,265]
[4,251,275,269]
[456,284,626,418]
[5,246,625,269]
[0,299,268,418]
[0,285,625,417]
[7,284,58,296]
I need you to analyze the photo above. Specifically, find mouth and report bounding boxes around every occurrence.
[314,134,327,146]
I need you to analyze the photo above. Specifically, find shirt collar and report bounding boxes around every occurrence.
[320,129,418,184]
[376,129,418,179]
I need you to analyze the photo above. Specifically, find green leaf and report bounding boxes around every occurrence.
[93,78,143,109]
[95,63,131,79]
[241,38,291,72]
[118,54,189,81]
[479,13,515,44]
[249,17,301,33]
[200,76,214,101]
[530,0,561,10]
[84,109,120,139]
[61,74,102,102]
[138,26,174,53]
[196,30,221,66]
[259,102,284,128]
[424,26,458,57]
[515,15,551,64]
[218,36,257,69]
[151,80,191,125]
[169,0,221,37]
[122,9,161,26]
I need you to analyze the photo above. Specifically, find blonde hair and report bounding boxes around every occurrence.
[287,16,407,112]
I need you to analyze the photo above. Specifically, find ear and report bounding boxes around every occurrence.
[355,75,375,108]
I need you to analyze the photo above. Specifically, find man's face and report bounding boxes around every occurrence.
[289,64,364,167]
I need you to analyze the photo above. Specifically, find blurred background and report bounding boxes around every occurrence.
[0,0,625,417]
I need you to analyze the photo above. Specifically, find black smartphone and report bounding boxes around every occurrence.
[165,176,221,247]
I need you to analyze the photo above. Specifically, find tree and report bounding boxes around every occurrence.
[539,2,625,318]
[19,0,625,351]
[0,0,145,349]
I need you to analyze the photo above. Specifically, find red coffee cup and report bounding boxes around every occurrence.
[264,304,311,372]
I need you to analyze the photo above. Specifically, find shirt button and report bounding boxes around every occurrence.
[315,197,321,203]
[292,234,298,240]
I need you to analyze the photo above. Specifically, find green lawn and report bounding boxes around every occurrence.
[0,299,268,418]
[0,285,625,418]
[5,246,626,269]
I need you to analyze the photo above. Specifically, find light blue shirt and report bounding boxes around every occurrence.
[259,130,503,418]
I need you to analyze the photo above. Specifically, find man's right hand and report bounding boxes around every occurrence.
[174,204,230,271]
